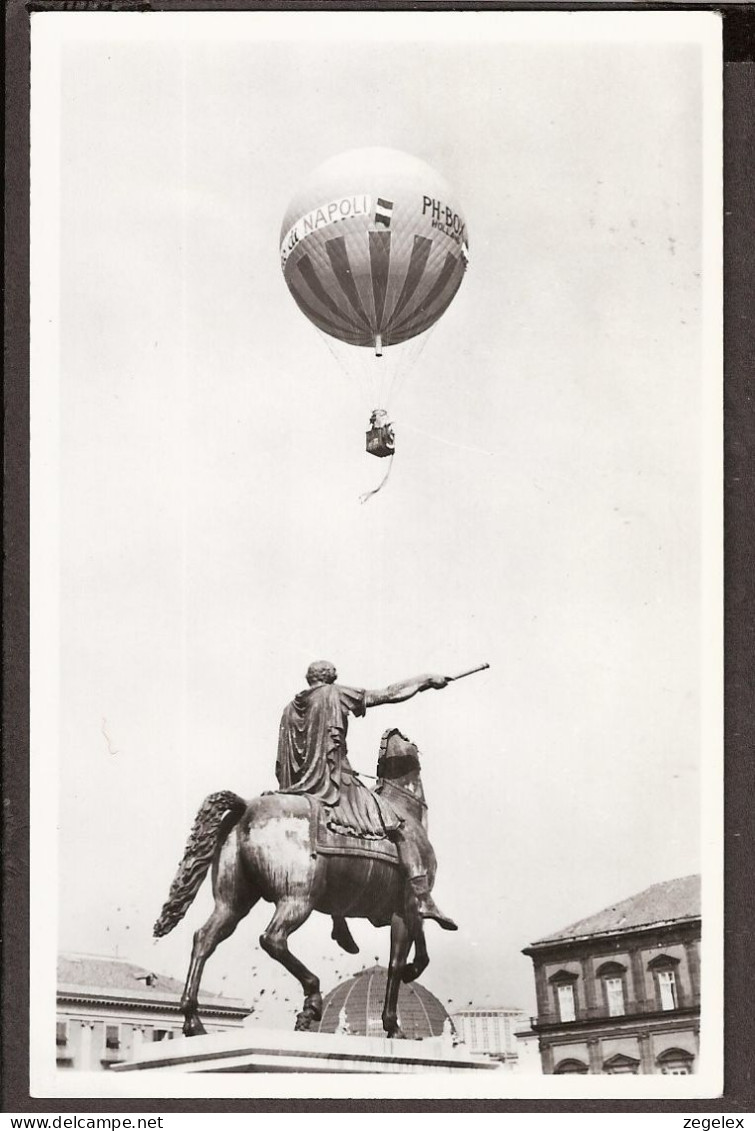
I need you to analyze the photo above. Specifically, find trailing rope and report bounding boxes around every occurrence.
[359,452,394,504]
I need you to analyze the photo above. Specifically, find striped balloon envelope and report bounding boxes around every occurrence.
[280,147,469,353]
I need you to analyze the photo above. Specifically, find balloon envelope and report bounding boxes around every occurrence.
[280,147,469,350]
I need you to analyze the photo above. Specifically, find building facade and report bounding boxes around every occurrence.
[451,1007,531,1069]
[57,953,249,1070]
[522,875,700,1076]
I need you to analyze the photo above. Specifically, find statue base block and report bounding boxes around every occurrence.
[110,1028,500,1075]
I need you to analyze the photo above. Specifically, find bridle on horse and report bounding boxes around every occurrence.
[376,727,424,786]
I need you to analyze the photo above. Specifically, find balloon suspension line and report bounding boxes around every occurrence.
[315,328,353,388]
[398,420,495,458]
[386,322,438,411]
[359,452,394,505]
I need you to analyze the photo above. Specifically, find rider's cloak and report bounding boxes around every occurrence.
[276,683,364,802]
[276,683,401,837]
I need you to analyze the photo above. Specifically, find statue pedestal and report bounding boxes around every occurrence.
[110,1028,500,1075]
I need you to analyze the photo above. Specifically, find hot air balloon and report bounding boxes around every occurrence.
[280,147,469,485]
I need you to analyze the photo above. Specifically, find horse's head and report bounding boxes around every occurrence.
[376,728,422,781]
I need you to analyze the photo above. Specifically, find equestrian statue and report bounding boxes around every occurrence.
[153,660,488,1039]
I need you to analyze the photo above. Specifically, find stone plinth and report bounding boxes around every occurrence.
[110,1028,500,1074]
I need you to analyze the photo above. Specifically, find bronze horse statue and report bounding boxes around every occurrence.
[153,729,445,1038]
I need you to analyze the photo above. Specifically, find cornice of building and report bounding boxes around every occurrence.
[522,916,700,957]
[57,986,248,1018]
[452,1007,527,1017]
[532,1005,700,1037]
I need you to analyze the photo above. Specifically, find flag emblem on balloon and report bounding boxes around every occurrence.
[374,198,394,228]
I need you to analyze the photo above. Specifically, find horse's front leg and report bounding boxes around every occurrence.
[402,923,429,984]
[382,913,411,1039]
[259,897,321,1031]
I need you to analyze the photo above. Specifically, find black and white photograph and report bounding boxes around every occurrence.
[27,9,723,1101]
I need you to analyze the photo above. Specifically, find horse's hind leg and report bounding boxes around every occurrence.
[180,889,258,1036]
[180,879,259,1036]
[402,923,429,985]
[382,913,412,1039]
[259,898,321,1031]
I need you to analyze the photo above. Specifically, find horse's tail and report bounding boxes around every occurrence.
[153,790,247,938]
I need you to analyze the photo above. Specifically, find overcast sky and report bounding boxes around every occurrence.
[33,12,719,1031]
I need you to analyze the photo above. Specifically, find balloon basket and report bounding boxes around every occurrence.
[366,410,395,458]
[366,426,395,458]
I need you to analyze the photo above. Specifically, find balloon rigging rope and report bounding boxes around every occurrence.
[314,322,471,500]
[359,453,394,505]
[315,321,438,421]
[387,322,438,411]
[399,420,496,458]
[315,328,353,387]
[315,327,389,409]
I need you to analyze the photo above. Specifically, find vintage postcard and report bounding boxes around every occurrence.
[28,8,723,1102]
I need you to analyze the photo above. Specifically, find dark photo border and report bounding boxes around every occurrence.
[3,1,753,1113]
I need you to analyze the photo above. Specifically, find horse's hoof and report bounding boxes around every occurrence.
[303,991,323,1021]
[183,1018,206,1038]
[386,1027,406,1040]
[401,962,419,984]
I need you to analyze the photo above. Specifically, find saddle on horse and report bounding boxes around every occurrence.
[321,772,402,842]
[309,776,457,934]
[308,773,402,868]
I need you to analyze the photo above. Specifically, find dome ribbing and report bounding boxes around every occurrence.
[316,965,451,1040]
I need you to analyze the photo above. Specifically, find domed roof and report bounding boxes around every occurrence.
[316,965,451,1040]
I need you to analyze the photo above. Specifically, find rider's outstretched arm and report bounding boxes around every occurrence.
[364,674,448,709]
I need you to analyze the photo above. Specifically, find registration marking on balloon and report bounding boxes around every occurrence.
[280,194,372,268]
[422,195,468,247]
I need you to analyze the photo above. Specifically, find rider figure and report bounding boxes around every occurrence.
[276,661,458,946]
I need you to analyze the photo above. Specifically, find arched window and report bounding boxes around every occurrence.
[648,955,682,1011]
[657,1047,694,1075]
[554,1058,588,1074]
[595,961,628,1017]
[603,1052,640,1075]
[548,970,579,1023]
